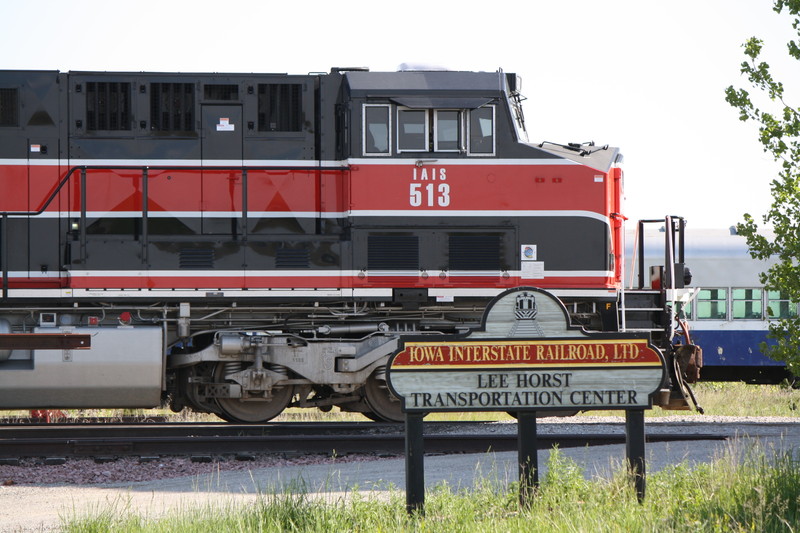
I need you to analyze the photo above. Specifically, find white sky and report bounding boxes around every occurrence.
[2,0,796,228]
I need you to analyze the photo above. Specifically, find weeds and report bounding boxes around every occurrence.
[62,444,800,533]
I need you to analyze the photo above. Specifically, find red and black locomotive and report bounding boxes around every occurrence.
[0,67,691,422]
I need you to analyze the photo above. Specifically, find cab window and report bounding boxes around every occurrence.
[434,110,462,152]
[363,104,390,155]
[362,103,495,156]
[469,106,495,154]
[398,109,427,152]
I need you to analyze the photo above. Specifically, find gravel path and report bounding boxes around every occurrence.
[1,416,799,532]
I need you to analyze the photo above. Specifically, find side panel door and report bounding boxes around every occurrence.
[201,105,243,234]
[200,105,244,282]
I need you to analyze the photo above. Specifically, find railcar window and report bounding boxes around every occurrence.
[398,109,428,152]
[732,288,763,319]
[767,290,797,319]
[435,110,462,152]
[257,84,302,131]
[86,82,131,131]
[469,106,495,155]
[0,88,19,127]
[363,105,390,155]
[150,83,195,133]
[696,288,727,319]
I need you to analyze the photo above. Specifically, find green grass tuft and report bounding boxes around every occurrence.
[61,443,800,533]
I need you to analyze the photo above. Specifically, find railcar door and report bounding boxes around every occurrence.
[27,135,64,288]
[201,104,244,233]
[0,72,65,290]
[0,97,29,292]
[200,104,245,285]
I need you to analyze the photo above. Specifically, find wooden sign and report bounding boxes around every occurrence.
[387,287,666,413]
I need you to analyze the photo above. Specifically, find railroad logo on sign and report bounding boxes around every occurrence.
[386,287,666,412]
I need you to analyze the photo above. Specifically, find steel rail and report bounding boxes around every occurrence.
[0,429,726,460]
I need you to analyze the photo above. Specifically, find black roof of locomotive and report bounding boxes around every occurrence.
[343,70,509,98]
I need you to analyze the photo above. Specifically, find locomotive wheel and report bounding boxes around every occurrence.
[363,370,405,423]
[214,364,294,423]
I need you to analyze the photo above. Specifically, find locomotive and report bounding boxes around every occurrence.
[0,67,696,422]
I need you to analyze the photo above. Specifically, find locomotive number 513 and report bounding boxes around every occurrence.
[409,183,451,207]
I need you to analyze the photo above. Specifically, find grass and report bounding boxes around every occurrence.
[578,381,800,418]
[4,381,799,423]
[276,381,800,421]
[60,444,800,532]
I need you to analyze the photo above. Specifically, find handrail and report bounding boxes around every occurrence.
[0,163,350,299]
[630,216,686,341]
[0,164,350,217]
[634,217,685,290]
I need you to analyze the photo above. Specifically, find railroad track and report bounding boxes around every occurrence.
[0,421,727,462]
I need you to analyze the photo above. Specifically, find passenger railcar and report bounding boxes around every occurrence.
[628,227,792,383]
[0,67,689,422]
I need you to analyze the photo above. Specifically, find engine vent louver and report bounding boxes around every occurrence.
[151,82,195,133]
[204,84,239,101]
[179,248,214,269]
[449,235,502,270]
[86,82,131,131]
[0,88,19,127]
[276,248,310,269]
[368,235,419,270]
[257,84,303,132]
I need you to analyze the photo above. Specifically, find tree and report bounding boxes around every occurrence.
[725,0,800,375]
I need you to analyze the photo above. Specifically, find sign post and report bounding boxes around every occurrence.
[517,411,538,506]
[404,412,425,514]
[626,409,647,502]
[386,287,666,513]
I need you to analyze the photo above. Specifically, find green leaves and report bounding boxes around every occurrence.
[729,2,800,373]
[724,86,753,122]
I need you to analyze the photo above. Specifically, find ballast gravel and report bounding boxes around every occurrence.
[0,453,381,486]
[1,415,799,532]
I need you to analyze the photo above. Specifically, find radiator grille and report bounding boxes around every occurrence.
[449,235,502,270]
[368,235,419,270]
[179,248,214,269]
[276,248,310,269]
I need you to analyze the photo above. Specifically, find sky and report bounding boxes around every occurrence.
[2,0,796,229]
